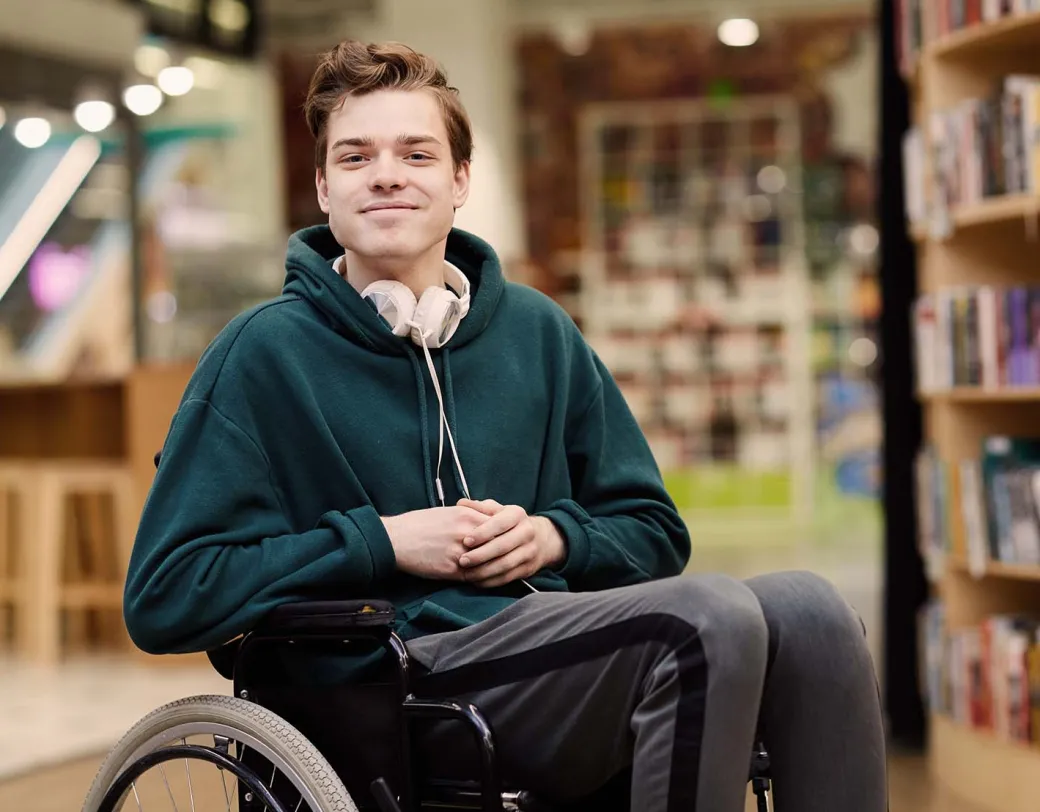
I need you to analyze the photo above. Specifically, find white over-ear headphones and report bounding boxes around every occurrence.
[361,263,470,349]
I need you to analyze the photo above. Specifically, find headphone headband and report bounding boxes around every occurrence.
[348,259,470,349]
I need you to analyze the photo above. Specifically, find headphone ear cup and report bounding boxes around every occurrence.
[362,282,417,337]
[412,288,462,348]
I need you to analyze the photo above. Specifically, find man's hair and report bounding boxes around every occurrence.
[304,40,473,174]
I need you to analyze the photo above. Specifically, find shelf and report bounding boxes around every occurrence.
[950,557,1040,583]
[911,196,1040,242]
[920,387,1040,403]
[955,194,1040,229]
[929,12,1040,61]
[930,714,1040,812]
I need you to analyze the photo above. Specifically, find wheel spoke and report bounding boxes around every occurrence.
[131,781,143,812]
[158,763,179,812]
[181,739,196,812]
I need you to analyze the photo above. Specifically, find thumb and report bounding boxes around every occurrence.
[458,498,503,515]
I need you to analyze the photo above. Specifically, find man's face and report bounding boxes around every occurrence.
[316,89,470,266]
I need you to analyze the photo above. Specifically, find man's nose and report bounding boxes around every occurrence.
[370,152,406,190]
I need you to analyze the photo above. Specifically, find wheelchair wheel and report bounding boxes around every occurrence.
[81,694,358,812]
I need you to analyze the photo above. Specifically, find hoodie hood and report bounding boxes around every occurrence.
[282,224,505,354]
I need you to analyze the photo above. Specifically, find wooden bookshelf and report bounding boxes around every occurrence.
[904,8,1040,812]
[952,194,1040,230]
[920,387,1040,402]
[950,557,1040,583]
[930,10,1040,59]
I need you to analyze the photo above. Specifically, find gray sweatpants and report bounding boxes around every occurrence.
[407,571,888,812]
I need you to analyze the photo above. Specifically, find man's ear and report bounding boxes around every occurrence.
[452,160,471,210]
[316,167,330,214]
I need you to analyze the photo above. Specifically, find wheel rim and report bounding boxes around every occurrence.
[101,720,329,812]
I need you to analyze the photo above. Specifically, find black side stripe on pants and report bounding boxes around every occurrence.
[414,613,708,811]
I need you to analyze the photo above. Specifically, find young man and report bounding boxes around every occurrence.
[124,40,888,811]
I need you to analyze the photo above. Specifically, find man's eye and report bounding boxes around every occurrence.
[341,155,365,163]
[407,153,430,161]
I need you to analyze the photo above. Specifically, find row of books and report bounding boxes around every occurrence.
[897,0,1040,77]
[913,286,1040,392]
[903,76,1040,235]
[916,437,1040,583]
[935,77,1040,210]
[920,601,1040,746]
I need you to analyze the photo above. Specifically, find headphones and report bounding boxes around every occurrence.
[360,263,470,349]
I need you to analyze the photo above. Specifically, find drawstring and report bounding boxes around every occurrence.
[406,348,438,508]
[411,325,470,506]
[442,350,469,499]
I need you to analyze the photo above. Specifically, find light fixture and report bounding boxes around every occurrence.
[718,18,760,47]
[757,165,786,194]
[123,84,163,116]
[158,65,194,96]
[14,117,51,149]
[209,0,250,32]
[848,337,878,367]
[134,43,170,78]
[74,99,115,133]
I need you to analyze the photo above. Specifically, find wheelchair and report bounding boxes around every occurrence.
[82,599,773,812]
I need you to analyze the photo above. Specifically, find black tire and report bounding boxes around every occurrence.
[81,694,358,812]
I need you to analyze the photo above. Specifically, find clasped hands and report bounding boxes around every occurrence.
[381,499,566,588]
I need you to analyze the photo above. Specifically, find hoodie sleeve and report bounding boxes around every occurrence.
[536,353,691,591]
[123,398,396,655]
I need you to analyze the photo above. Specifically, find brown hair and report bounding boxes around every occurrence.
[304,40,473,174]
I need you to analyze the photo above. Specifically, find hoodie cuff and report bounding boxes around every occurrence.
[349,505,398,581]
[321,505,397,583]
[537,500,591,582]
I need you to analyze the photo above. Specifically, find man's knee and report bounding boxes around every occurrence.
[748,569,866,647]
[647,574,769,656]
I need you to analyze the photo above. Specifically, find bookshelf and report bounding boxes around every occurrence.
[574,97,818,525]
[901,3,1040,811]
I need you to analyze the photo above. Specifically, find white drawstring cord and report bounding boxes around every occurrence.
[414,327,470,505]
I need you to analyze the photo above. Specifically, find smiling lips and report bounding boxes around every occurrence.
[362,202,417,212]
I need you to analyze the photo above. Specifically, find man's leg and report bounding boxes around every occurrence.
[406,574,768,812]
[745,570,889,812]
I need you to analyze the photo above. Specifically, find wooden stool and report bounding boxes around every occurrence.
[0,463,31,651]
[0,459,136,664]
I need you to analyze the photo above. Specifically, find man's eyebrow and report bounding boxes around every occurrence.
[328,134,443,152]
[329,136,375,151]
[397,134,442,147]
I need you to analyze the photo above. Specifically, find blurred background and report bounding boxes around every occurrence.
[0,0,938,808]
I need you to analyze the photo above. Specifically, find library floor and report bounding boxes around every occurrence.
[0,530,968,810]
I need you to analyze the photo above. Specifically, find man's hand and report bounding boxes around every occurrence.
[455,499,567,588]
[381,506,488,581]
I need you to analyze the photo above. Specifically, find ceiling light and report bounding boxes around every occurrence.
[14,117,51,149]
[134,43,170,78]
[718,18,760,47]
[123,84,163,116]
[757,165,786,194]
[74,100,115,133]
[158,65,194,96]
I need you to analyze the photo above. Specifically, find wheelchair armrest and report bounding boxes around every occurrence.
[255,599,396,638]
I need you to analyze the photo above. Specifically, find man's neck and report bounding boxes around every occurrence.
[342,247,447,300]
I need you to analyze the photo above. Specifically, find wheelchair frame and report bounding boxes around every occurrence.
[128,599,769,812]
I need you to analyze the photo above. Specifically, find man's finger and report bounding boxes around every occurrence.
[458,498,502,516]
[476,560,534,589]
[459,522,529,568]
[464,505,524,547]
[467,543,532,583]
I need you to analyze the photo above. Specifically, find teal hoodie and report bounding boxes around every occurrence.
[123,225,691,658]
